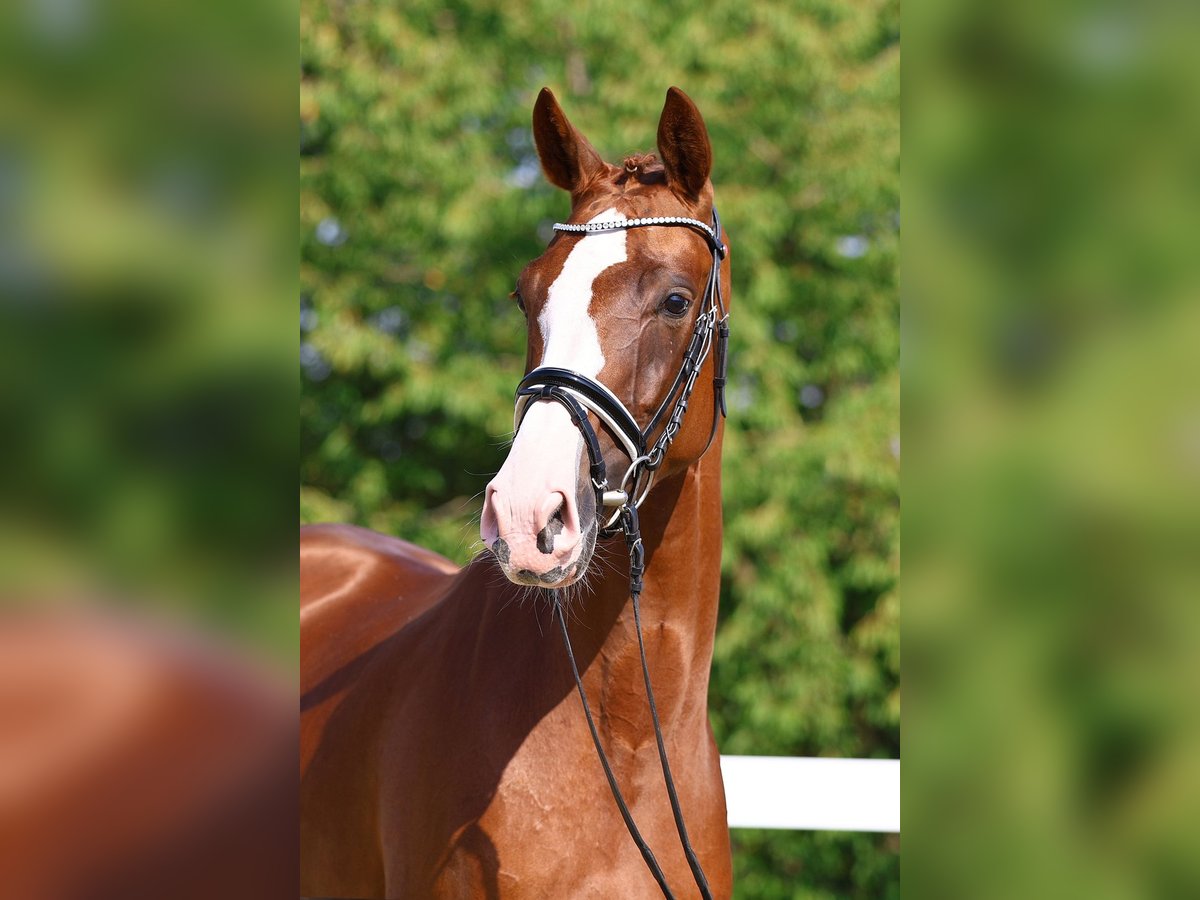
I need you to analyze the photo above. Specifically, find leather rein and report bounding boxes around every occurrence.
[512,210,728,899]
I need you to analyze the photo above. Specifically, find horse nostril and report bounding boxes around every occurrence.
[536,503,566,555]
[480,485,500,544]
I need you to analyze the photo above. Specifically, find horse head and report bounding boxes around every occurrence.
[480,87,729,590]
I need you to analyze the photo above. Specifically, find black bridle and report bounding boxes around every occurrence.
[512,209,728,899]
[515,210,729,535]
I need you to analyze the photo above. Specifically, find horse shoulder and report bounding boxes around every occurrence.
[300,522,461,753]
[301,523,455,651]
[299,529,495,899]
[300,522,457,609]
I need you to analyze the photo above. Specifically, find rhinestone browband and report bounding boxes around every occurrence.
[553,216,721,250]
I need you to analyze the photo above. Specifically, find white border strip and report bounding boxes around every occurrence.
[720,756,900,832]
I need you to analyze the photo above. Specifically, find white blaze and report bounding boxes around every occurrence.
[480,211,628,566]
[538,208,627,376]
[482,209,628,560]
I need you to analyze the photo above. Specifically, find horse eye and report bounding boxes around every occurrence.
[662,293,691,317]
[511,290,526,314]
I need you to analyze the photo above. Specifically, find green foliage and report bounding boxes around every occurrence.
[300,0,898,895]
[1,0,297,657]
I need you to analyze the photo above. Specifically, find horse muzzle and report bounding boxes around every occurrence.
[480,402,596,587]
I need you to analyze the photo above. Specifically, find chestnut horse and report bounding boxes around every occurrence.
[301,87,733,898]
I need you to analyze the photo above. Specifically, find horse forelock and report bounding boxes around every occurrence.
[570,157,713,220]
[618,153,666,185]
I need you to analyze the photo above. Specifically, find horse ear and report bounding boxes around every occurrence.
[532,88,605,194]
[656,87,713,202]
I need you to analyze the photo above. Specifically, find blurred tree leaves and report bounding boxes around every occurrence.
[0,0,296,657]
[300,0,897,895]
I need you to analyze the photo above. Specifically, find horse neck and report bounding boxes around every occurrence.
[569,439,724,735]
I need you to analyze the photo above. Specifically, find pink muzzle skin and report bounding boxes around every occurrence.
[480,401,589,587]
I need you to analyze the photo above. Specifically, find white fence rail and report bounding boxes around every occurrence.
[719,756,899,833]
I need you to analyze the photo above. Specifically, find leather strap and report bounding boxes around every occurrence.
[517,367,646,462]
[550,500,714,900]
[518,210,727,899]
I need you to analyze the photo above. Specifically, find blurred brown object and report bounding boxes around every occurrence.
[0,610,296,900]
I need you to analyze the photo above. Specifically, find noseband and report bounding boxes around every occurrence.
[510,210,728,899]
